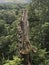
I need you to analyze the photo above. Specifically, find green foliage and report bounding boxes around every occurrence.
[4,56,22,65]
[0,3,22,65]
[28,0,49,65]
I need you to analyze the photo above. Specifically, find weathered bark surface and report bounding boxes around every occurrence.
[17,9,32,65]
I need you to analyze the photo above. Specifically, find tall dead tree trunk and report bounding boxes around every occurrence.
[17,9,34,65]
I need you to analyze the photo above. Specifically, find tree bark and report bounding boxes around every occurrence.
[18,9,32,65]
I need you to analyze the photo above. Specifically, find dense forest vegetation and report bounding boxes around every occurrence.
[0,0,49,65]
